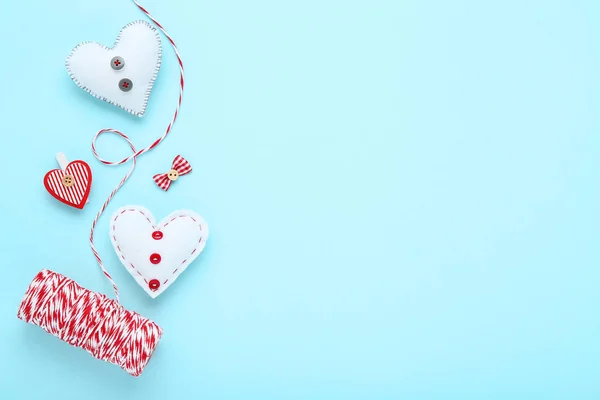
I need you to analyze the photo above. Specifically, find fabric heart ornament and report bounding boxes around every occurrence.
[66,21,162,117]
[110,206,209,298]
[43,160,92,209]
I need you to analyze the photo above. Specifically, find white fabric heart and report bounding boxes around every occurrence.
[66,21,162,117]
[110,206,209,298]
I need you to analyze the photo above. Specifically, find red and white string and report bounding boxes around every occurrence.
[17,0,180,377]
[90,0,185,303]
[17,270,162,377]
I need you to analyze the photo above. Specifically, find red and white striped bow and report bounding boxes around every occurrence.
[153,155,192,191]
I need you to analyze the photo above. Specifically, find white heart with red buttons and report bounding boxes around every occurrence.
[66,20,162,117]
[110,206,209,298]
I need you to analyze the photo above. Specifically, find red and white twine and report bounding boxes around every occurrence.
[90,0,185,302]
[17,270,162,377]
[18,0,185,376]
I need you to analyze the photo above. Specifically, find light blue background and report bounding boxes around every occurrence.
[1,0,599,398]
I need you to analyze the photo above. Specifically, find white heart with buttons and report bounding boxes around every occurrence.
[110,206,209,298]
[66,20,162,117]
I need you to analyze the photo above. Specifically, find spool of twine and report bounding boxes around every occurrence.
[17,270,162,377]
[16,0,184,376]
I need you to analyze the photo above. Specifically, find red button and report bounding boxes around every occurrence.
[150,253,162,264]
[152,231,163,240]
[149,279,160,291]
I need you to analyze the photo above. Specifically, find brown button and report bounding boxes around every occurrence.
[167,169,179,181]
[61,175,75,188]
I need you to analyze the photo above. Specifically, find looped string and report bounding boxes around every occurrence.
[89,0,185,303]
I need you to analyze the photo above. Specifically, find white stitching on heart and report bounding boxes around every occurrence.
[66,20,163,117]
[111,208,205,289]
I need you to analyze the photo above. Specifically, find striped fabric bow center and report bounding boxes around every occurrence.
[153,155,192,191]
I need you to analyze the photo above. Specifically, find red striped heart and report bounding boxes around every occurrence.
[43,161,92,209]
